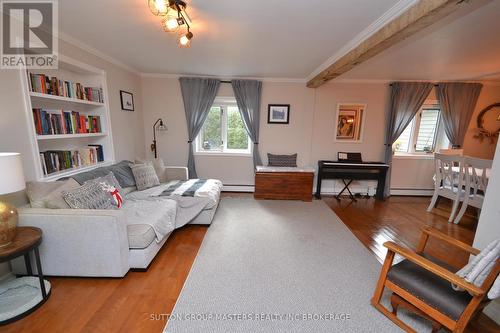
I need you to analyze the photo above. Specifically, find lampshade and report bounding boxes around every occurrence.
[0,153,26,195]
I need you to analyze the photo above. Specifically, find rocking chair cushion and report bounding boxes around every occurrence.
[387,255,472,321]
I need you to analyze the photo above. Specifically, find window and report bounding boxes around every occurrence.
[196,98,251,155]
[394,105,442,154]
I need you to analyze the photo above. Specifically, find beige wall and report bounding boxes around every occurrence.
[462,84,500,159]
[141,78,390,192]
[53,40,146,163]
[141,78,498,192]
[0,39,145,182]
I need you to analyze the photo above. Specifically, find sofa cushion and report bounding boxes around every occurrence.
[70,160,136,188]
[108,161,136,187]
[45,179,81,209]
[122,197,177,244]
[127,224,156,249]
[131,164,160,191]
[121,186,137,196]
[26,180,66,208]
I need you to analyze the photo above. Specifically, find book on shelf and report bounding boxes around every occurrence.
[33,108,102,135]
[27,72,104,103]
[40,145,104,175]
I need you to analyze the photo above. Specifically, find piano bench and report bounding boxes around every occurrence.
[254,166,315,202]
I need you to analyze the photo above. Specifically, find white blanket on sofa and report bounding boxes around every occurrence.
[122,197,177,242]
[124,179,222,228]
[126,179,222,208]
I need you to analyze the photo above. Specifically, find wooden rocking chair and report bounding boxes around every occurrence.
[371,226,500,333]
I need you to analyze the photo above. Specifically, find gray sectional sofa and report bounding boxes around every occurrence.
[11,161,222,277]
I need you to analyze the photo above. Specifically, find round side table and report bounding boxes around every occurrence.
[0,227,51,325]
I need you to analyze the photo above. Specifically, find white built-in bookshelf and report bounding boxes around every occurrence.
[21,55,115,181]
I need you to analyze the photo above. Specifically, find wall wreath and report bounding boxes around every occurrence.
[473,102,500,144]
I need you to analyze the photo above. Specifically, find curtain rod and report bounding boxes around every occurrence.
[221,80,232,84]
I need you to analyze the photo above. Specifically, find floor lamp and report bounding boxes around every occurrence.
[151,118,167,159]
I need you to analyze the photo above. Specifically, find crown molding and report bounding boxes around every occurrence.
[57,32,140,75]
[306,0,420,82]
[140,72,307,83]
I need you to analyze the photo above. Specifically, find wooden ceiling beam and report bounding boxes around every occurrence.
[306,0,479,88]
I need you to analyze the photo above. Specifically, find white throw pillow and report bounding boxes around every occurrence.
[130,163,160,191]
[134,157,167,183]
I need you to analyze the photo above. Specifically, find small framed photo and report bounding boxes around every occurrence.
[335,103,366,142]
[268,104,290,124]
[120,90,134,111]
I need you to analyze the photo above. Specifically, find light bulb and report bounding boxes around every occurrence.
[148,0,169,16]
[178,31,193,48]
[162,15,180,32]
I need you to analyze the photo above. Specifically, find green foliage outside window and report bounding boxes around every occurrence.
[227,107,248,149]
[202,107,222,150]
[201,106,249,151]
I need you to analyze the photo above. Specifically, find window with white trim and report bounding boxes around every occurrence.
[394,105,443,154]
[195,97,251,155]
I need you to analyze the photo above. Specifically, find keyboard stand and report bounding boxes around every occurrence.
[336,179,357,201]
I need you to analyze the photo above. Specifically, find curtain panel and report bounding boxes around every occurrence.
[383,82,434,197]
[436,82,483,148]
[179,77,221,178]
[231,80,263,167]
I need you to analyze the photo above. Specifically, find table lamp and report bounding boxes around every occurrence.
[0,153,25,247]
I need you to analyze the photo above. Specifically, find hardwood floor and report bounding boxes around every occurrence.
[324,195,499,333]
[323,195,479,269]
[1,225,208,333]
[2,194,498,332]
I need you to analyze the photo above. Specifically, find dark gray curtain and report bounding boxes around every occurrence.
[231,80,263,167]
[179,77,220,178]
[384,82,434,197]
[436,82,482,148]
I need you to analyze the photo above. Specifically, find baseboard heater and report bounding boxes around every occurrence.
[223,185,434,197]
[222,184,255,192]
[390,188,434,196]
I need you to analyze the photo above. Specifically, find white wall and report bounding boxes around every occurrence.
[473,138,500,250]
[472,141,500,324]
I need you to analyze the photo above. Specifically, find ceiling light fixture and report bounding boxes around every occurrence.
[178,30,193,48]
[148,0,169,16]
[148,0,194,48]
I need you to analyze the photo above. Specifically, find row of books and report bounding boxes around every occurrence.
[33,109,102,135]
[28,72,104,103]
[40,145,104,175]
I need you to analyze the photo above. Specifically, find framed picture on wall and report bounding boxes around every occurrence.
[120,90,134,111]
[268,104,290,124]
[335,103,365,142]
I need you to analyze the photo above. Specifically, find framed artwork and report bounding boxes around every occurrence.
[268,104,290,124]
[335,103,365,142]
[120,90,134,111]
